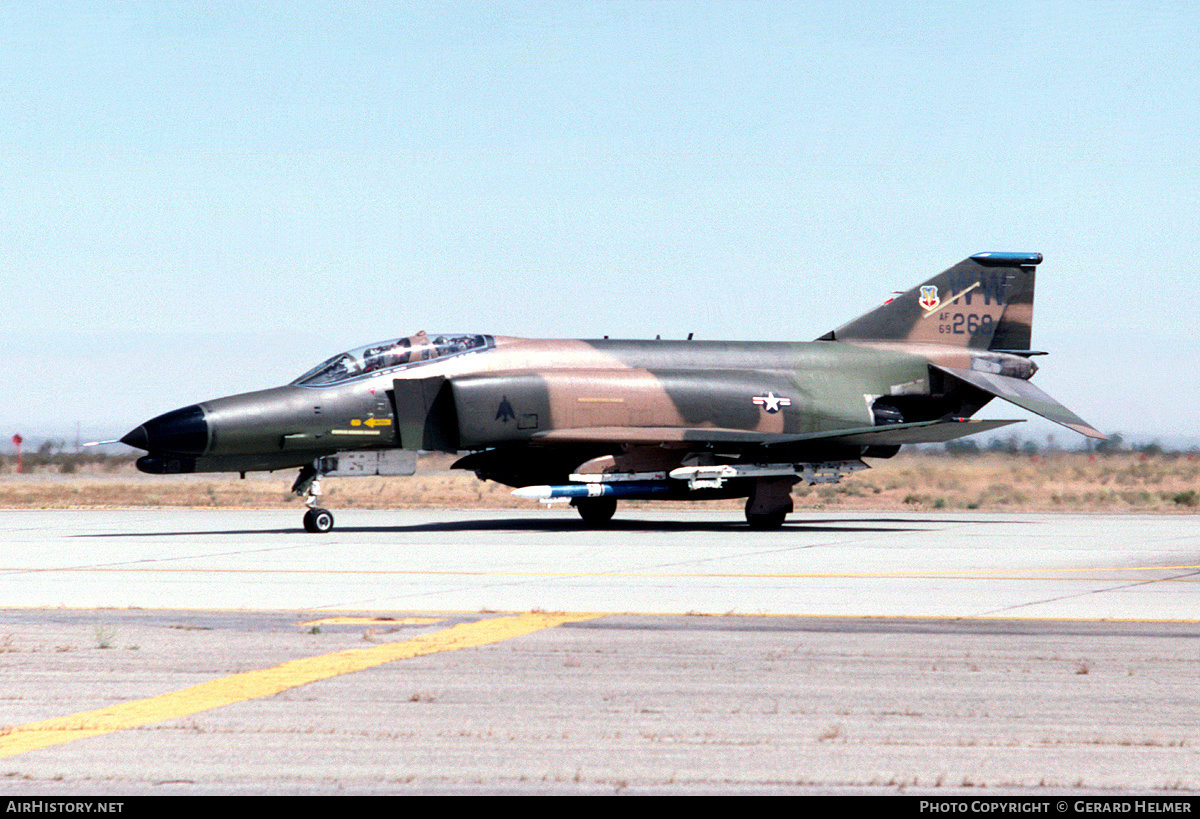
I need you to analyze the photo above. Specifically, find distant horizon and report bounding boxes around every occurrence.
[4,3,1197,446]
[5,429,1199,459]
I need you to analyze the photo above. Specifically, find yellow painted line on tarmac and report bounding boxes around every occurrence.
[0,611,600,759]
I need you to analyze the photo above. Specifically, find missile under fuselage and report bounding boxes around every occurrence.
[511,481,671,500]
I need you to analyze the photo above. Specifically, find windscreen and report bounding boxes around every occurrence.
[292,332,494,386]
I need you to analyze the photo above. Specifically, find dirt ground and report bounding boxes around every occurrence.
[1,451,1197,514]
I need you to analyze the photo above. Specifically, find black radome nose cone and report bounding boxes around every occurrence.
[120,425,150,451]
[121,404,208,455]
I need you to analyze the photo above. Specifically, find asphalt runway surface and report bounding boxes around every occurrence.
[2,508,1199,794]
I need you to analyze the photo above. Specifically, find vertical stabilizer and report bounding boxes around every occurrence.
[821,252,1040,350]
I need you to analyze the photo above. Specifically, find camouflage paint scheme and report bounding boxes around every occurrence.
[121,253,1104,531]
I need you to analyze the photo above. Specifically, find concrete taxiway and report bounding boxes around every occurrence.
[4,508,1200,618]
[2,508,1199,794]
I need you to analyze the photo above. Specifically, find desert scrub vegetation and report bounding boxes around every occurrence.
[0,450,1197,513]
[819,450,1200,513]
[0,449,136,475]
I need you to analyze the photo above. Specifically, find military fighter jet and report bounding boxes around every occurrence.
[120,252,1103,532]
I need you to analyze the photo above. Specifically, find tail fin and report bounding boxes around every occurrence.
[819,252,1041,350]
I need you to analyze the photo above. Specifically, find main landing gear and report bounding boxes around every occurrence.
[572,496,617,526]
[293,464,335,533]
[744,476,796,530]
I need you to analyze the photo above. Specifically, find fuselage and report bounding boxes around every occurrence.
[122,332,1021,477]
[117,253,1104,532]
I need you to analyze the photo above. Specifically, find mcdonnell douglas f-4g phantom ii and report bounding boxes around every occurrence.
[121,252,1104,532]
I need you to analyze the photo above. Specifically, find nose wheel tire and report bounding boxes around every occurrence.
[303,507,335,533]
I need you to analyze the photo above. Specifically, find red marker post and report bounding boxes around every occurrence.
[12,434,22,474]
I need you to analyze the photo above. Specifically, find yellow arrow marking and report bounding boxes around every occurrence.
[0,612,600,759]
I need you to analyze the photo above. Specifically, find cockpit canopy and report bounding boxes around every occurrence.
[292,332,495,387]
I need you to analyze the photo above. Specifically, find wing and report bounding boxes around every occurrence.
[531,417,1022,448]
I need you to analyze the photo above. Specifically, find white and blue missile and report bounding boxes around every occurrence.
[512,481,670,500]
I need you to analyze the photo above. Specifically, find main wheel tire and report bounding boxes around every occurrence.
[745,508,787,530]
[303,507,335,533]
[574,496,617,526]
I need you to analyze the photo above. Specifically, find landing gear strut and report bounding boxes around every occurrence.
[293,463,335,533]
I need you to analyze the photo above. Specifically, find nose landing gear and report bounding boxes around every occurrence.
[303,506,335,533]
[293,463,335,533]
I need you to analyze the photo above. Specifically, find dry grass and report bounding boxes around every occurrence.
[800,450,1200,513]
[0,451,1198,513]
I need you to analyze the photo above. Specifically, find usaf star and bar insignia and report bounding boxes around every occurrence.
[752,391,792,414]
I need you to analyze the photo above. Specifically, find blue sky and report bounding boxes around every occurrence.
[3,1,1198,447]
